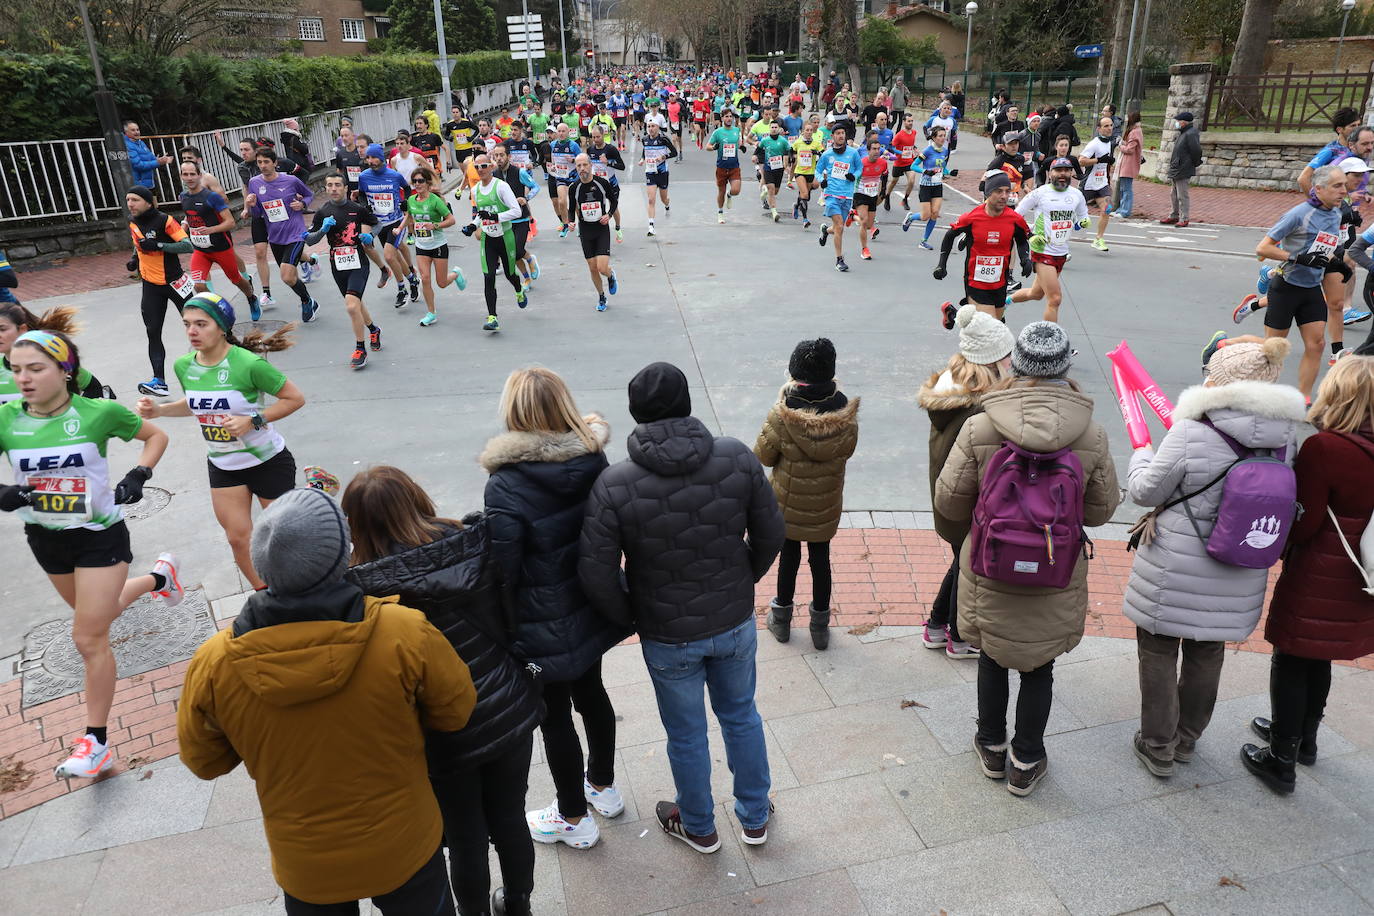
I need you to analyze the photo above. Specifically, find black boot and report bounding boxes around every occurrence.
[492,887,531,916]
[1250,716,1318,765]
[809,602,830,650]
[767,598,793,643]
[1242,737,1299,794]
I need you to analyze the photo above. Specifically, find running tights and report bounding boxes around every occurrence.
[140,280,187,380]
[482,234,522,316]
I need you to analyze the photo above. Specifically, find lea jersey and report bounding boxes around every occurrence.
[179,189,233,253]
[946,205,1031,289]
[356,166,408,224]
[1016,184,1089,258]
[585,142,625,185]
[791,135,825,176]
[173,346,287,471]
[0,396,142,531]
[129,209,189,287]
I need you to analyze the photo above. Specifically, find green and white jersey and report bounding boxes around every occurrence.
[0,361,93,404]
[173,346,287,471]
[0,396,141,531]
[406,192,452,252]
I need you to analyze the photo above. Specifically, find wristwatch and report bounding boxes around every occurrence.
[250,412,266,430]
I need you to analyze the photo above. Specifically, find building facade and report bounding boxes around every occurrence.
[293,0,390,56]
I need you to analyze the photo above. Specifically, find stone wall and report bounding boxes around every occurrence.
[1154,62,1211,183]
[0,219,129,267]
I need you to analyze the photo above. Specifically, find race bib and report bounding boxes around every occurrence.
[196,414,240,452]
[481,218,504,238]
[263,199,288,222]
[190,229,211,249]
[768,155,784,170]
[722,143,737,160]
[346,165,361,183]
[580,200,603,222]
[616,109,627,118]
[1049,219,1072,245]
[370,193,395,216]
[413,223,433,240]
[170,272,196,299]
[645,149,666,166]
[973,255,1005,284]
[798,150,813,168]
[901,147,915,159]
[829,161,850,182]
[1311,231,1341,257]
[1091,163,1108,183]
[592,161,609,178]
[552,154,572,178]
[27,476,91,526]
[858,177,880,196]
[332,245,361,269]
[511,149,531,166]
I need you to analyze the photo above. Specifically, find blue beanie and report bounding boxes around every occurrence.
[365,143,385,160]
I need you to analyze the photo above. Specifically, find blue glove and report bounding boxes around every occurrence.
[321,216,337,231]
[298,229,311,241]
[360,232,374,246]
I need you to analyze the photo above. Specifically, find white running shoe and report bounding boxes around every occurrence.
[527,802,600,848]
[54,735,113,779]
[584,778,625,817]
[150,553,184,608]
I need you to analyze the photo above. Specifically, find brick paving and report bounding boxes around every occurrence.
[2,525,1367,822]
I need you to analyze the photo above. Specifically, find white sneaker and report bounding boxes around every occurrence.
[150,552,184,608]
[527,802,600,849]
[584,778,625,817]
[54,735,113,779]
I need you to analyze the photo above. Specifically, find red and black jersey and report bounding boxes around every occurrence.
[943,205,1031,290]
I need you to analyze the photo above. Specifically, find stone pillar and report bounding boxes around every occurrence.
[1155,62,1212,181]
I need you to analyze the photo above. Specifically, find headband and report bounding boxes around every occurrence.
[14,330,75,375]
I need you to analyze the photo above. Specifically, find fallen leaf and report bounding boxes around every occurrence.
[848,622,878,635]
[1188,265,1201,269]
[139,770,153,781]
[1218,876,1247,890]
[0,754,35,793]
[126,755,151,769]
[900,699,928,709]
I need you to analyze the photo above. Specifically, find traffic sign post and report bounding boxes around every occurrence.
[1074,44,1103,58]
[507,7,545,87]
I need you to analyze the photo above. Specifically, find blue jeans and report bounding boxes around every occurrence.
[1116,177,1134,217]
[641,617,771,836]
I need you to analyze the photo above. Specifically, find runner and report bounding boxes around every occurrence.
[137,293,302,590]
[983,130,1032,206]
[789,119,825,228]
[176,146,230,200]
[1298,107,1361,192]
[178,161,259,316]
[610,87,631,148]
[0,329,178,780]
[707,111,744,224]
[403,165,465,327]
[641,119,677,236]
[754,120,792,223]
[357,143,420,308]
[0,305,111,403]
[493,142,541,287]
[853,137,889,259]
[887,114,921,211]
[459,150,527,331]
[932,172,1032,326]
[1008,157,1090,322]
[126,185,196,397]
[571,153,619,311]
[816,127,864,272]
[1078,117,1117,252]
[903,125,950,249]
[924,100,959,174]
[244,149,320,325]
[304,173,386,367]
[526,106,552,169]
[334,132,365,196]
[1232,164,1348,399]
[411,116,445,174]
[388,130,426,186]
[666,93,685,158]
[547,122,583,238]
[443,105,478,172]
[585,125,626,243]
[692,90,712,149]
[213,131,281,310]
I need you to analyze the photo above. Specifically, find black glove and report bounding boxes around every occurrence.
[932,265,947,281]
[1334,246,1348,262]
[126,255,139,272]
[845,172,856,182]
[1098,154,1114,166]
[1293,251,1330,268]
[947,168,959,178]
[0,485,33,512]
[113,466,151,505]
[1021,258,1033,277]
[923,169,937,177]
[957,234,971,251]
[137,237,162,253]
[461,223,477,237]
[477,210,497,222]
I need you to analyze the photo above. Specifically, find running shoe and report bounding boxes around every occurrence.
[919,241,934,251]
[137,378,170,397]
[655,801,720,854]
[350,347,367,370]
[946,639,980,659]
[718,213,725,224]
[408,274,420,301]
[792,202,800,220]
[150,553,184,608]
[1343,306,1371,325]
[528,803,600,849]
[248,296,262,322]
[1091,237,1109,252]
[940,300,958,330]
[483,315,500,332]
[453,268,467,292]
[802,219,811,229]
[1176,220,1191,228]
[1159,216,1178,225]
[395,287,408,309]
[1008,278,1023,292]
[759,183,768,201]
[871,227,880,239]
[583,778,626,817]
[298,260,313,283]
[528,218,538,239]
[420,312,437,326]
[902,212,917,232]
[607,271,618,295]
[835,257,849,272]
[615,227,624,243]
[902,196,910,211]
[374,266,391,289]
[819,225,830,247]
[883,196,891,212]
[771,209,780,223]
[725,193,733,210]
[529,254,540,280]
[861,247,872,260]
[597,295,608,312]
[54,735,113,780]
[1330,349,1350,366]
[303,466,340,496]
[517,288,528,309]
[647,226,656,237]
[1233,294,1259,324]
[369,326,382,350]
[1257,264,1273,296]
[259,292,277,310]
[1202,331,1227,368]
[559,223,571,239]
[302,298,319,323]
[845,211,855,228]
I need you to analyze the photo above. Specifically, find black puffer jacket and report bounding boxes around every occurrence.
[579,416,785,644]
[346,517,543,774]
[481,417,629,682]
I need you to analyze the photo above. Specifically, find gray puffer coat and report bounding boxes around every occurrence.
[1123,380,1307,642]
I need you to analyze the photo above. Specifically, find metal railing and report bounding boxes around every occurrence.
[0,79,526,225]
[1203,64,1374,133]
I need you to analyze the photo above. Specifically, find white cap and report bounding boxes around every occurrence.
[1339,156,1370,174]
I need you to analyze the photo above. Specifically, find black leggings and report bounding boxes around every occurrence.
[541,659,616,820]
[927,542,963,641]
[976,653,1055,762]
[1269,649,1333,741]
[483,233,522,316]
[140,279,189,379]
[282,845,454,915]
[430,732,535,914]
[775,538,832,611]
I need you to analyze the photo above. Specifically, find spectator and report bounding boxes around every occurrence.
[993,104,1027,152]
[123,120,172,188]
[177,488,477,913]
[580,362,784,854]
[1115,110,1144,219]
[948,80,966,119]
[889,76,909,126]
[278,117,315,175]
[0,248,18,305]
[1160,111,1203,227]
[1102,103,1123,142]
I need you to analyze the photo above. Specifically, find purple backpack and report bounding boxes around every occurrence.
[1178,419,1296,569]
[969,441,1088,589]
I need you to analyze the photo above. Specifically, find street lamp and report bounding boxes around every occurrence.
[1336,0,1358,71]
[963,2,978,87]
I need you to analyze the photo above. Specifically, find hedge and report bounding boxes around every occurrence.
[0,50,555,142]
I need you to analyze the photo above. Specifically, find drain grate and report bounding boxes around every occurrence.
[18,588,215,707]
[121,485,171,522]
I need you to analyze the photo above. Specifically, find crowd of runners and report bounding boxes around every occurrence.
[2,61,1374,916]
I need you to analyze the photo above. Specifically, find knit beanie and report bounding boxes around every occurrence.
[788,338,837,385]
[956,305,1014,365]
[1208,337,1290,387]
[250,488,352,596]
[1012,321,1073,378]
[127,185,155,206]
[628,361,692,423]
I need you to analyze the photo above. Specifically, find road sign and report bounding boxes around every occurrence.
[1074,44,1103,59]
[433,58,457,77]
[506,13,541,23]
[511,50,547,59]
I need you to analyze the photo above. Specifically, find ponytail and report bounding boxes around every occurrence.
[228,322,297,354]
[0,303,81,336]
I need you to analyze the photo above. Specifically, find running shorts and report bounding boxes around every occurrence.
[715,166,741,187]
[207,447,297,500]
[633,111,646,123]
[251,215,269,245]
[893,164,913,178]
[822,195,853,219]
[1031,251,1067,273]
[763,167,785,187]
[190,248,244,285]
[964,281,1008,309]
[547,176,562,199]
[513,221,530,259]
[455,148,474,164]
[269,240,306,266]
[25,521,133,575]
[332,261,370,298]
[579,224,612,259]
[614,117,627,127]
[646,171,669,189]
[1264,274,1328,330]
[1083,186,1111,205]
[853,193,879,209]
[918,185,943,203]
[415,244,450,260]
[376,221,408,248]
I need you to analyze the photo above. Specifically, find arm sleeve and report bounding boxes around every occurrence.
[604,179,619,216]
[745,456,785,582]
[221,145,244,164]
[304,210,327,246]
[1349,230,1374,271]
[664,137,678,158]
[1125,424,1189,507]
[415,617,477,732]
[578,477,634,627]
[519,171,539,192]
[937,223,970,269]
[175,652,242,780]
[607,146,625,170]
[1014,223,1030,263]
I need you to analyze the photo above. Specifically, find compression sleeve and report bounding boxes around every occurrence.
[604,178,620,216]
[663,138,678,158]
[1349,231,1374,271]
[938,224,969,270]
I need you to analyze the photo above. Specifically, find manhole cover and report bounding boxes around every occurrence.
[18,588,214,707]
[232,319,290,337]
[121,485,171,521]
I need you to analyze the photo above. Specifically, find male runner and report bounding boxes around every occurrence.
[547,123,583,237]
[692,91,712,148]
[459,151,526,332]
[984,130,1032,206]
[754,120,792,223]
[586,125,626,242]
[127,185,195,397]
[571,154,619,312]
[493,142,541,287]
[244,148,319,323]
[305,174,383,369]
[642,119,677,236]
[707,111,744,224]
[443,105,478,170]
[609,87,631,148]
[853,138,889,259]
[816,126,864,272]
[178,161,259,316]
[888,114,921,210]
[356,143,419,308]
[1009,157,1089,322]
[933,171,1032,326]
[411,116,445,173]
[1078,117,1117,252]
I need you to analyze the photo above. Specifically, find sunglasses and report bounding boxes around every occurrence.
[412,177,429,184]
[477,162,494,169]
